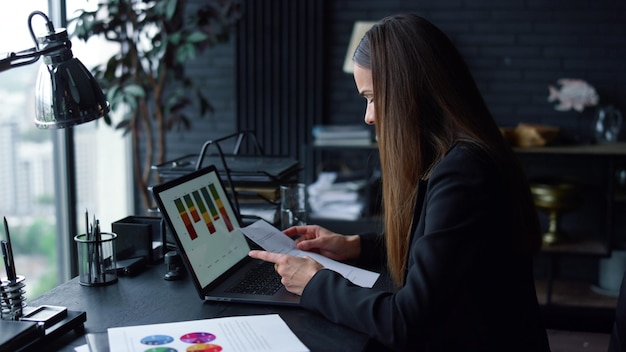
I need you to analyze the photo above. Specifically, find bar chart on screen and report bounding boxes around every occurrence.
[173,183,236,241]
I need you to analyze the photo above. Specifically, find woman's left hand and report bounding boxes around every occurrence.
[248,250,323,296]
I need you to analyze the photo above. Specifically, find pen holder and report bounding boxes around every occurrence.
[0,275,26,320]
[74,233,118,286]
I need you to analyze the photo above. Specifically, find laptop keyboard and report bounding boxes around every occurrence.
[226,261,283,295]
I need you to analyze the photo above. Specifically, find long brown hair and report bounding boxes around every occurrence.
[354,14,541,286]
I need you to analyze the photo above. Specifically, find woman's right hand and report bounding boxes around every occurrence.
[283,225,361,262]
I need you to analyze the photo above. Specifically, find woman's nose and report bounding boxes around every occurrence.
[364,107,375,125]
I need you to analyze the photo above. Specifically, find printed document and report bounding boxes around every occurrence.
[108,314,309,352]
[240,219,380,288]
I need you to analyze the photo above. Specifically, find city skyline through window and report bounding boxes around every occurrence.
[0,1,131,299]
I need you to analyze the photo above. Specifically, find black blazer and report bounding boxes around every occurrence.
[301,142,550,351]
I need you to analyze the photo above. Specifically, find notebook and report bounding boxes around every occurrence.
[151,164,300,306]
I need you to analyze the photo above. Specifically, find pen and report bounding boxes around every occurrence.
[3,217,16,281]
[95,219,104,282]
[85,209,90,241]
[86,209,92,283]
[2,240,11,280]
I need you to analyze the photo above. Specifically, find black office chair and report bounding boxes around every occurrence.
[608,268,626,352]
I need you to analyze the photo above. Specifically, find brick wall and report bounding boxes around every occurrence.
[328,0,626,144]
[172,0,626,159]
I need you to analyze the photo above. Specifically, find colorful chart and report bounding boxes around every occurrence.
[184,194,201,222]
[180,332,216,344]
[192,190,216,233]
[174,198,198,240]
[201,187,219,220]
[140,335,175,345]
[186,344,222,352]
[208,184,234,231]
[172,181,236,241]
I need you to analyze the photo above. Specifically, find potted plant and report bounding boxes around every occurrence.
[70,0,239,211]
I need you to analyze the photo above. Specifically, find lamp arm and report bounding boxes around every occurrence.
[0,11,68,73]
[0,42,71,73]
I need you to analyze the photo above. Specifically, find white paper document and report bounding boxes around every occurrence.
[240,219,380,288]
[107,314,309,352]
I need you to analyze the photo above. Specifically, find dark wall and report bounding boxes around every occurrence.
[328,0,626,145]
[163,37,238,161]
[171,0,626,161]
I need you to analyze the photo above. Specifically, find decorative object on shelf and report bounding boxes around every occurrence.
[594,249,626,297]
[547,78,599,112]
[593,105,623,144]
[547,78,624,144]
[499,123,560,147]
[530,180,581,246]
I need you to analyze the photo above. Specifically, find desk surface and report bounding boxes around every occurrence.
[29,262,374,352]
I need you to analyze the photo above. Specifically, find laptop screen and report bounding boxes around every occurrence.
[153,165,249,288]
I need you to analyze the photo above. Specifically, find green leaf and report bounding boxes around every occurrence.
[176,44,196,63]
[106,85,119,101]
[123,84,146,98]
[165,0,178,20]
[186,31,209,43]
[169,32,181,46]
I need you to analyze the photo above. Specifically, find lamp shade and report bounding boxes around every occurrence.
[34,28,108,129]
[342,21,376,74]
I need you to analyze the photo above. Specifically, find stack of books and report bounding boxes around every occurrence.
[312,125,374,146]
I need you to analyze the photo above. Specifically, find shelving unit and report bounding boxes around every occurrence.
[518,143,626,252]
[301,142,381,223]
[516,143,626,305]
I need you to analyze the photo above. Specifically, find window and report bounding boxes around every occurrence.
[0,0,130,299]
[66,0,132,263]
[0,0,55,299]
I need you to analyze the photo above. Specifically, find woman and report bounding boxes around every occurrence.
[249,13,549,351]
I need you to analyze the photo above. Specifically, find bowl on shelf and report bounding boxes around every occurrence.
[530,179,581,246]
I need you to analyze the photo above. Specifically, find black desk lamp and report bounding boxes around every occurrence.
[0,10,105,350]
[0,10,109,128]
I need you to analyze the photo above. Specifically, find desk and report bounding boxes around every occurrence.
[29,263,374,351]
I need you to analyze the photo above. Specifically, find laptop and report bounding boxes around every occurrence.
[151,164,300,306]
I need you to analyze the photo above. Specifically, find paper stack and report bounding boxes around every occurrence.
[307,172,367,220]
